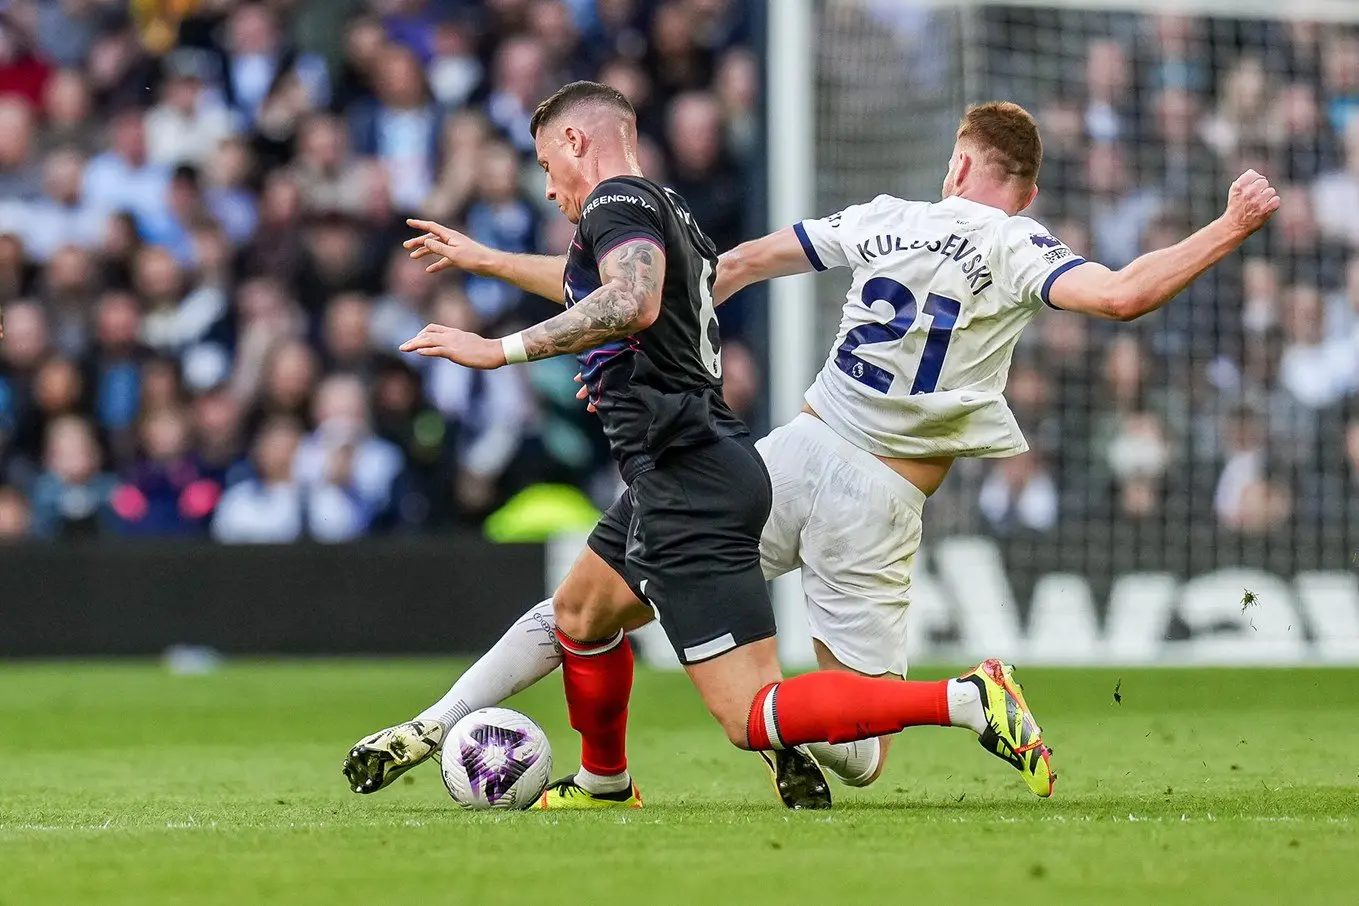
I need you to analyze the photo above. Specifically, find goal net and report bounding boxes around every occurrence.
[802,0,1359,664]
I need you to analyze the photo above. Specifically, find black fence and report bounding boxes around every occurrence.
[0,536,545,657]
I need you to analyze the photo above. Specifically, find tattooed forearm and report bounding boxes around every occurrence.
[521,240,665,360]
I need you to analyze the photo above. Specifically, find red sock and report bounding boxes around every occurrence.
[557,629,634,776]
[746,672,949,749]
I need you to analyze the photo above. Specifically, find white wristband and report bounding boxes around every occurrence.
[501,332,529,365]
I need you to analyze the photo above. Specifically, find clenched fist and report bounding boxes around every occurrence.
[1222,170,1281,238]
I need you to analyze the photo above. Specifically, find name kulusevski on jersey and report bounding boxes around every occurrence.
[791,193,1087,461]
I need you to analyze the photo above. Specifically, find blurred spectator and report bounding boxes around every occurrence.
[298,213,373,316]
[427,18,483,110]
[349,43,440,212]
[1214,405,1266,528]
[0,299,50,467]
[204,136,259,244]
[424,108,492,222]
[83,110,170,232]
[292,373,403,541]
[1138,15,1210,97]
[1102,411,1174,522]
[224,2,329,126]
[108,403,220,537]
[464,139,539,319]
[29,414,116,539]
[1321,32,1359,136]
[238,170,307,283]
[423,288,531,518]
[1279,283,1355,408]
[193,386,248,487]
[321,292,377,376]
[1313,117,1359,247]
[33,0,100,70]
[370,354,449,526]
[531,0,592,86]
[648,1,713,104]
[146,51,236,168]
[36,68,97,156]
[247,337,320,438]
[978,451,1059,535]
[14,148,106,263]
[211,414,307,544]
[665,91,743,253]
[253,69,317,173]
[1203,57,1269,161]
[84,290,147,460]
[1143,87,1219,222]
[0,16,51,108]
[291,114,367,217]
[371,246,436,352]
[593,0,648,62]
[0,97,41,201]
[1271,81,1339,185]
[486,36,548,154]
[332,14,388,113]
[230,277,306,406]
[714,48,758,162]
[1083,39,1133,144]
[84,18,157,110]
[1084,142,1161,268]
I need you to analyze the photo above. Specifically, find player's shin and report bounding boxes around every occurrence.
[746,672,985,750]
[558,628,635,794]
[415,599,562,731]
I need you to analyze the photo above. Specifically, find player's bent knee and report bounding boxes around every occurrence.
[725,717,755,750]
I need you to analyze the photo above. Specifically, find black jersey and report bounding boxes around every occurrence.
[566,175,746,482]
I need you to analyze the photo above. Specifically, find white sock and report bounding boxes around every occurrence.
[416,599,561,732]
[806,738,882,787]
[947,678,987,735]
[574,766,632,795]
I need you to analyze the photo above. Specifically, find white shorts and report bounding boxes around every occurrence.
[757,413,926,677]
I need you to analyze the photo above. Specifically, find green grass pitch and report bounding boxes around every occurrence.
[2,661,1357,905]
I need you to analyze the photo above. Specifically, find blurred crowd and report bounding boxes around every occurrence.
[0,0,761,543]
[929,10,1359,569]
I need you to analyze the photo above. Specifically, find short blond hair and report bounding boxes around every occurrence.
[956,102,1043,184]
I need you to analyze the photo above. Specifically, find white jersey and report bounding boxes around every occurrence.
[794,194,1087,459]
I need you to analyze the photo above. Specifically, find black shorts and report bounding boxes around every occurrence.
[587,434,775,665]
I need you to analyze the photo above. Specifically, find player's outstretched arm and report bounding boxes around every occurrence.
[714,227,818,305]
[400,239,665,368]
[1047,170,1280,321]
[405,218,568,305]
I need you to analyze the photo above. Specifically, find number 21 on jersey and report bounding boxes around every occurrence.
[834,277,960,395]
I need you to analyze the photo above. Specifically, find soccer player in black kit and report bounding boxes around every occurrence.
[399,81,832,807]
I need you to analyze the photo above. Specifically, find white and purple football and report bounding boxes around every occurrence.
[440,708,553,810]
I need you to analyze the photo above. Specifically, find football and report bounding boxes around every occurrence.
[440,708,553,810]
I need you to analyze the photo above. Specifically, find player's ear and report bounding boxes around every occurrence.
[1019,183,1039,213]
[564,126,587,158]
[954,150,972,186]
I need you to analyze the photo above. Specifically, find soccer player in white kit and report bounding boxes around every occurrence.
[343,102,1280,807]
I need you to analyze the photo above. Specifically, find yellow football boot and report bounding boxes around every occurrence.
[536,775,644,809]
[959,659,1056,797]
